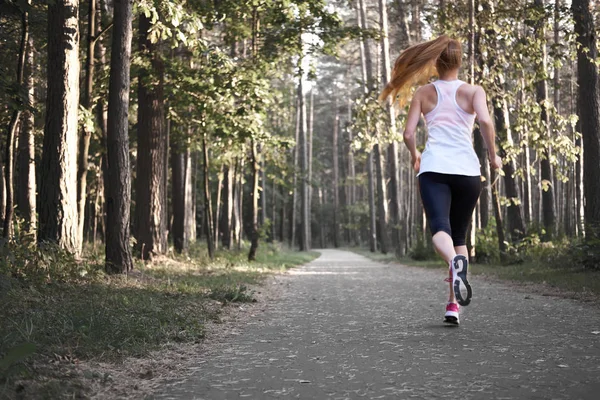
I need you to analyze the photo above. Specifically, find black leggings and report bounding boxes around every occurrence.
[418,172,481,246]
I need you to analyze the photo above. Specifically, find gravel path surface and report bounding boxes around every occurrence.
[155,249,600,399]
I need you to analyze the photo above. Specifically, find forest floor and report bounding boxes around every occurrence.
[0,244,318,399]
[151,249,600,400]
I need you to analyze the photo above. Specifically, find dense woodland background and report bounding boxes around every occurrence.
[1,0,600,273]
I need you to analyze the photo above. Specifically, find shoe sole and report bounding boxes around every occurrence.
[452,255,472,306]
[444,310,459,325]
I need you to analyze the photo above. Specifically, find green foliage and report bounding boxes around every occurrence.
[409,239,436,261]
[474,220,502,264]
[0,239,105,284]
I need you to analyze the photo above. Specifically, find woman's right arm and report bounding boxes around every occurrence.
[473,86,502,169]
[403,89,423,172]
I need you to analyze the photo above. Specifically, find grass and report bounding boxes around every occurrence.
[349,246,600,299]
[0,241,318,399]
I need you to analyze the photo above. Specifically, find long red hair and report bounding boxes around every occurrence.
[379,35,463,108]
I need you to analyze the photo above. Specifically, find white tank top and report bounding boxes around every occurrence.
[418,79,481,177]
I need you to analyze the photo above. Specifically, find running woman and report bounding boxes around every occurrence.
[380,35,502,325]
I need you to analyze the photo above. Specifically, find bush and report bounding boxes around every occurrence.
[474,221,502,264]
[0,239,105,285]
[409,238,436,261]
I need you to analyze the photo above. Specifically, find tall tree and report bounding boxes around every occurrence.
[39,0,81,253]
[221,164,234,248]
[77,0,98,245]
[572,0,600,236]
[298,66,310,251]
[533,0,556,239]
[249,141,260,260]
[3,0,29,238]
[332,100,340,248]
[307,87,314,246]
[17,35,36,238]
[135,13,168,259]
[171,138,187,253]
[105,0,134,273]
[357,0,384,252]
[202,133,215,259]
[379,0,401,253]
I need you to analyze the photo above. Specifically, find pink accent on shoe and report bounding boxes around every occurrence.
[446,303,460,313]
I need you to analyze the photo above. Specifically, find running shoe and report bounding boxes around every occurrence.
[444,302,460,325]
[451,254,472,306]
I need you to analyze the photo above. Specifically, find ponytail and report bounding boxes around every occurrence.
[379,35,462,108]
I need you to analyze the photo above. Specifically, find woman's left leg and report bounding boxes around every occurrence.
[449,175,482,305]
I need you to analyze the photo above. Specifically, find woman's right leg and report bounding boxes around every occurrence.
[419,173,458,303]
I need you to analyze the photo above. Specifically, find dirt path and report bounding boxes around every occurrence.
[154,249,600,399]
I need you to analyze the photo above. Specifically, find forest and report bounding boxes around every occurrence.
[1,0,600,397]
[0,0,599,270]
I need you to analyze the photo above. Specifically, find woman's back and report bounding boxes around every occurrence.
[419,81,478,115]
[417,79,480,177]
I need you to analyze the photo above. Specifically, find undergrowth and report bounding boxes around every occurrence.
[0,240,318,399]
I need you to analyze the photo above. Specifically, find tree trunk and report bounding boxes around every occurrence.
[534,0,556,240]
[411,0,422,43]
[494,97,525,241]
[298,71,309,251]
[374,143,390,253]
[490,168,507,259]
[95,0,108,247]
[359,0,389,253]
[202,134,215,259]
[248,142,260,260]
[307,87,314,246]
[396,0,411,47]
[136,14,168,259]
[77,0,97,245]
[465,0,477,259]
[367,151,377,252]
[214,164,223,250]
[233,157,244,250]
[185,150,196,243]
[576,134,584,236]
[105,0,134,273]
[357,0,377,252]
[221,164,233,248]
[333,102,340,248]
[279,183,286,242]
[40,0,81,254]
[379,0,401,253]
[347,99,357,245]
[318,186,326,248]
[573,0,600,237]
[171,141,185,253]
[17,34,36,238]
[4,2,29,238]
[290,98,300,248]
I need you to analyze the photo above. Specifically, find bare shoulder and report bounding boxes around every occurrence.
[458,82,482,97]
[416,83,436,97]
